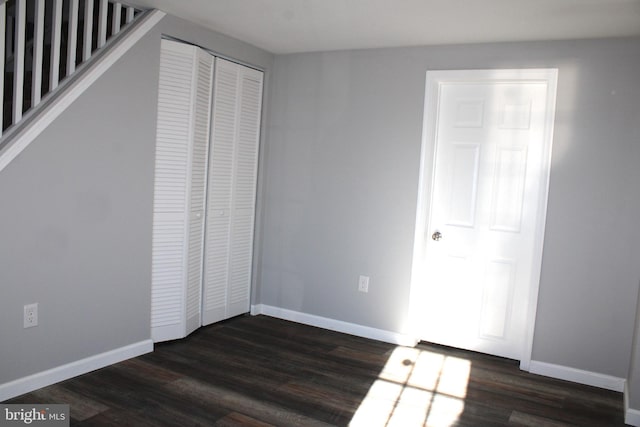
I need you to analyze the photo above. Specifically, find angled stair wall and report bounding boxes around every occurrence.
[0,1,164,172]
[0,5,166,402]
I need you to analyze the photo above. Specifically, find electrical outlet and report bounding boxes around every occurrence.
[24,303,38,328]
[358,275,369,293]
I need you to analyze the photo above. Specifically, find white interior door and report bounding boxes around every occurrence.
[413,69,557,362]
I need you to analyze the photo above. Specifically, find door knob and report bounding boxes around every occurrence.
[432,231,442,241]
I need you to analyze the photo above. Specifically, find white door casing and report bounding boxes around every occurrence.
[409,69,558,368]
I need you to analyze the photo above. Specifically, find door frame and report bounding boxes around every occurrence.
[408,69,558,370]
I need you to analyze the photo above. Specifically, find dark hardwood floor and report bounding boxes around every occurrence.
[5,315,627,426]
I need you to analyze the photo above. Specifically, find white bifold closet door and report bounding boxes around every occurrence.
[151,39,214,342]
[202,59,264,325]
[151,40,264,342]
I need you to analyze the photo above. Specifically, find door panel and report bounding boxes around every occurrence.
[151,40,198,343]
[479,259,515,339]
[490,146,528,232]
[202,59,263,325]
[202,59,237,326]
[184,49,214,336]
[446,143,480,227]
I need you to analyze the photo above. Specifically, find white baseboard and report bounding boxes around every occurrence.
[0,339,153,402]
[251,304,418,347]
[528,360,625,392]
[625,382,640,426]
[626,408,640,426]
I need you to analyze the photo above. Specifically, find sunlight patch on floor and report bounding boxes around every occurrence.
[350,346,470,427]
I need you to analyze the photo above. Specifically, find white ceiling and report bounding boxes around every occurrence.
[131,0,640,54]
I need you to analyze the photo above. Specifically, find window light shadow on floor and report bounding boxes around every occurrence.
[350,346,471,427]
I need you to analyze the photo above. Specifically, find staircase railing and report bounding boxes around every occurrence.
[1,0,143,139]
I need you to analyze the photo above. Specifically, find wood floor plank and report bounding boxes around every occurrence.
[31,385,109,421]
[508,410,575,427]
[4,315,627,426]
[171,377,335,427]
[79,409,160,427]
[214,412,276,427]
[114,357,185,385]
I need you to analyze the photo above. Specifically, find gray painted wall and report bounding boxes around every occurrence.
[0,13,273,388]
[0,28,160,385]
[260,37,640,380]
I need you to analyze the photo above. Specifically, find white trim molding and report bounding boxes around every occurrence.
[251,304,418,347]
[0,339,153,402]
[0,9,166,174]
[625,382,640,426]
[528,360,625,392]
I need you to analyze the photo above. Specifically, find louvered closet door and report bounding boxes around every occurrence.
[202,59,264,325]
[151,40,214,342]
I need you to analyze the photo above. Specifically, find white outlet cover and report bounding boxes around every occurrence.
[358,275,369,293]
[24,303,38,328]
